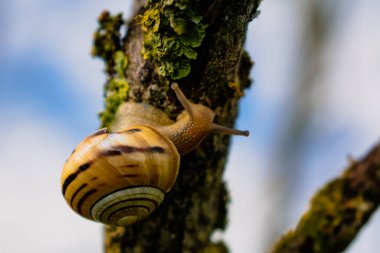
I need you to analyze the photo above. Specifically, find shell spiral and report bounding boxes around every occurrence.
[61,126,180,226]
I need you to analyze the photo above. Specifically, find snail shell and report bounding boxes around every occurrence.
[61,126,179,226]
[61,83,249,226]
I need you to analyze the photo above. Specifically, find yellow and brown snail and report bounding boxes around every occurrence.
[61,83,249,226]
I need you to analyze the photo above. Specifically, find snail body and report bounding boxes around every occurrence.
[61,83,249,226]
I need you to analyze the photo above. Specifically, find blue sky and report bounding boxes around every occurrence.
[0,0,380,253]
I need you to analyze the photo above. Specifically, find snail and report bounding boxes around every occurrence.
[61,83,249,226]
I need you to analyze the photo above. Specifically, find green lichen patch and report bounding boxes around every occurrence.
[92,11,124,75]
[137,0,207,81]
[91,11,130,127]
[99,51,129,127]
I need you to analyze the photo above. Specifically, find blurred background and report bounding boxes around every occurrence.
[0,0,379,252]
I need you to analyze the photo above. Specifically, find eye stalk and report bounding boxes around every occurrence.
[155,83,249,155]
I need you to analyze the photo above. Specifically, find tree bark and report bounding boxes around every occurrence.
[92,1,260,252]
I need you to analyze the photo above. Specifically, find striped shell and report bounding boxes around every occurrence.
[61,126,180,226]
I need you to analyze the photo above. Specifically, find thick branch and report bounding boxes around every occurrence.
[270,141,380,253]
[92,1,261,252]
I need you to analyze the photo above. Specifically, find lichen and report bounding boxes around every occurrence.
[99,51,129,128]
[92,11,124,75]
[91,11,129,127]
[137,0,207,81]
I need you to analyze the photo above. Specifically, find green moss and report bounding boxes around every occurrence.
[99,51,129,128]
[92,11,124,75]
[137,0,207,81]
[91,11,130,127]
[271,166,379,253]
[201,242,228,253]
[298,179,374,252]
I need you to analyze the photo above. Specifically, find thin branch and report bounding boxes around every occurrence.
[269,141,380,253]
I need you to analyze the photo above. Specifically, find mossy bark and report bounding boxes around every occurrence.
[93,1,261,252]
[269,142,380,253]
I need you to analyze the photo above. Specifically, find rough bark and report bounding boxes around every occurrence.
[92,0,260,252]
[269,141,380,253]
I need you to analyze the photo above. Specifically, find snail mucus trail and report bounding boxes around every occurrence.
[61,83,249,226]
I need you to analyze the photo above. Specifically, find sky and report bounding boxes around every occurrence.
[0,0,379,253]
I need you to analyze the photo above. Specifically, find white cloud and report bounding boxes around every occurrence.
[223,139,267,253]
[0,112,102,253]
[313,0,380,148]
[245,0,305,107]
[4,1,133,107]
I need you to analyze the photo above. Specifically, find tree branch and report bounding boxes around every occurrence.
[270,141,380,253]
[92,0,261,252]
